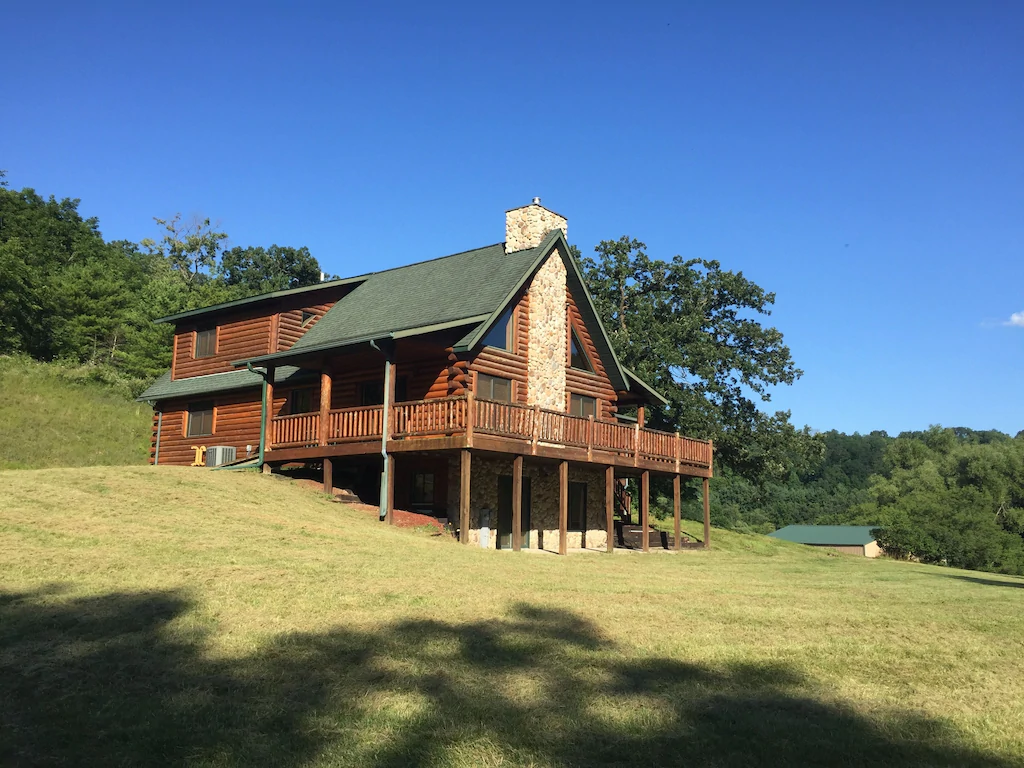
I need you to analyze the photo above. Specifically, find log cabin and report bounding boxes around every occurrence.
[138,201,713,553]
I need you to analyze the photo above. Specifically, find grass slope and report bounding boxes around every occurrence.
[0,357,150,469]
[2,467,1023,767]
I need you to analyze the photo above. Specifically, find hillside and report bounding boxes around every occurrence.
[0,357,151,469]
[2,467,1022,766]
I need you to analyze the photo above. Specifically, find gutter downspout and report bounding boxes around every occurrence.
[212,364,267,471]
[154,409,162,466]
[370,338,393,521]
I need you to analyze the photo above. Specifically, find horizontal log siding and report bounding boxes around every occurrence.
[566,291,618,419]
[467,290,531,402]
[277,302,334,351]
[151,391,262,466]
[173,313,272,380]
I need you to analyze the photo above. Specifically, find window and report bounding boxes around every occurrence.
[570,394,597,419]
[194,328,217,358]
[477,373,512,402]
[290,388,314,414]
[411,472,435,507]
[300,310,317,328]
[481,307,514,351]
[360,377,408,406]
[186,402,214,437]
[568,482,587,531]
[569,328,593,372]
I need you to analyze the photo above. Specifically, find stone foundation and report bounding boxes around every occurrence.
[447,455,608,551]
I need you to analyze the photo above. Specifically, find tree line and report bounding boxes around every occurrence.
[0,172,327,387]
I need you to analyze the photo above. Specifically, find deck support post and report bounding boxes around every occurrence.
[512,455,523,552]
[262,365,276,469]
[323,457,333,495]
[319,369,332,447]
[703,477,711,550]
[460,449,471,544]
[641,470,650,553]
[558,460,568,555]
[673,474,681,551]
[605,465,614,554]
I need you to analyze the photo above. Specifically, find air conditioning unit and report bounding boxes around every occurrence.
[206,446,237,467]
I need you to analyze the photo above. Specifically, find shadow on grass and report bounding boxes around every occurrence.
[941,573,1024,589]
[0,588,1012,767]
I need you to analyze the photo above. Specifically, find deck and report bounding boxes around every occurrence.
[266,394,712,476]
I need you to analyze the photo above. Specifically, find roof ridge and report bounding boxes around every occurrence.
[344,241,508,280]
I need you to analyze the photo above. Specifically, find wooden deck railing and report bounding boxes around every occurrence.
[271,412,319,449]
[326,404,384,443]
[269,394,712,469]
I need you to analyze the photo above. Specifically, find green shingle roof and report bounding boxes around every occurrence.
[767,525,879,546]
[286,240,547,354]
[136,366,306,402]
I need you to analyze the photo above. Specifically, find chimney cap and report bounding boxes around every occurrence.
[532,196,541,205]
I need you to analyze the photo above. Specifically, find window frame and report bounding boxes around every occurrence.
[477,373,513,403]
[300,310,317,328]
[569,393,597,419]
[481,307,515,352]
[569,327,594,372]
[411,472,435,508]
[186,401,215,437]
[289,388,315,414]
[194,327,217,359]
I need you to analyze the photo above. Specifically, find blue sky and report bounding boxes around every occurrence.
[5,1,1022,435]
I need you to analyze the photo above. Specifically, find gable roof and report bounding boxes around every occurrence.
[234,230,636,394]
[767,525,879,546]
[153,278,367,325]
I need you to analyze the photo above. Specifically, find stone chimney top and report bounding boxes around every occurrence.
[505,200,567,253]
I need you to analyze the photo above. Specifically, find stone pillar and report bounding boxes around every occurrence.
[505,200,567,253]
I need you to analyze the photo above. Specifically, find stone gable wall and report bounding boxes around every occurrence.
[446,455,608,551]
[526,251,567,411]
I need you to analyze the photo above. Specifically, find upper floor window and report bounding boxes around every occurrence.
[360,377,408,406]
[569,328,593,372]
[290,388,315,414]
[478,373,512,403]
[481,307,514,351]
[570,393,597,419]
[194,328,217,359]
[186,402,214,437]
[300,310,317,328]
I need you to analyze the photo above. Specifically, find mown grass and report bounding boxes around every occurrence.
[0,356,151,469]
[2,466,1023,766]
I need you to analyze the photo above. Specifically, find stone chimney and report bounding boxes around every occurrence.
[505,198,567,253]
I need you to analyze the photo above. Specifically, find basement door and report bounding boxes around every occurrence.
[497,475,532,549]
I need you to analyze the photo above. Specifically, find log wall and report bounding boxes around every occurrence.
[565,291,618,420]
[151,390,263,466]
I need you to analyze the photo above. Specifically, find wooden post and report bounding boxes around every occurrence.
[319,369,332,447]
[673,474,681,552]
[558,460,568,555]
[460,449,471,545]
[263,365,276,458]
[637,405,645,429]
[385,454,395,525]
[641,470,650,553]
[531,404,540,455]
[605,465,614,554]
[466,389,475,447]
[633,421,640,467]
[674,431,680,473]
[323,457,333,495]
[702,477,711,550]
[512,455,523,552]
[586,414,594,461]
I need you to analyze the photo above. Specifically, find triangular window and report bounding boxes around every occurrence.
[482,307,514,351]
[569,328,594,372]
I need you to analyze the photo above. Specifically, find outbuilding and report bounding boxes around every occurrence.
[768,525,881,557]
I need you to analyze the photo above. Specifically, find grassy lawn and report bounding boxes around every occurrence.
[0,357,151,469]
[2,466,1023,766]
